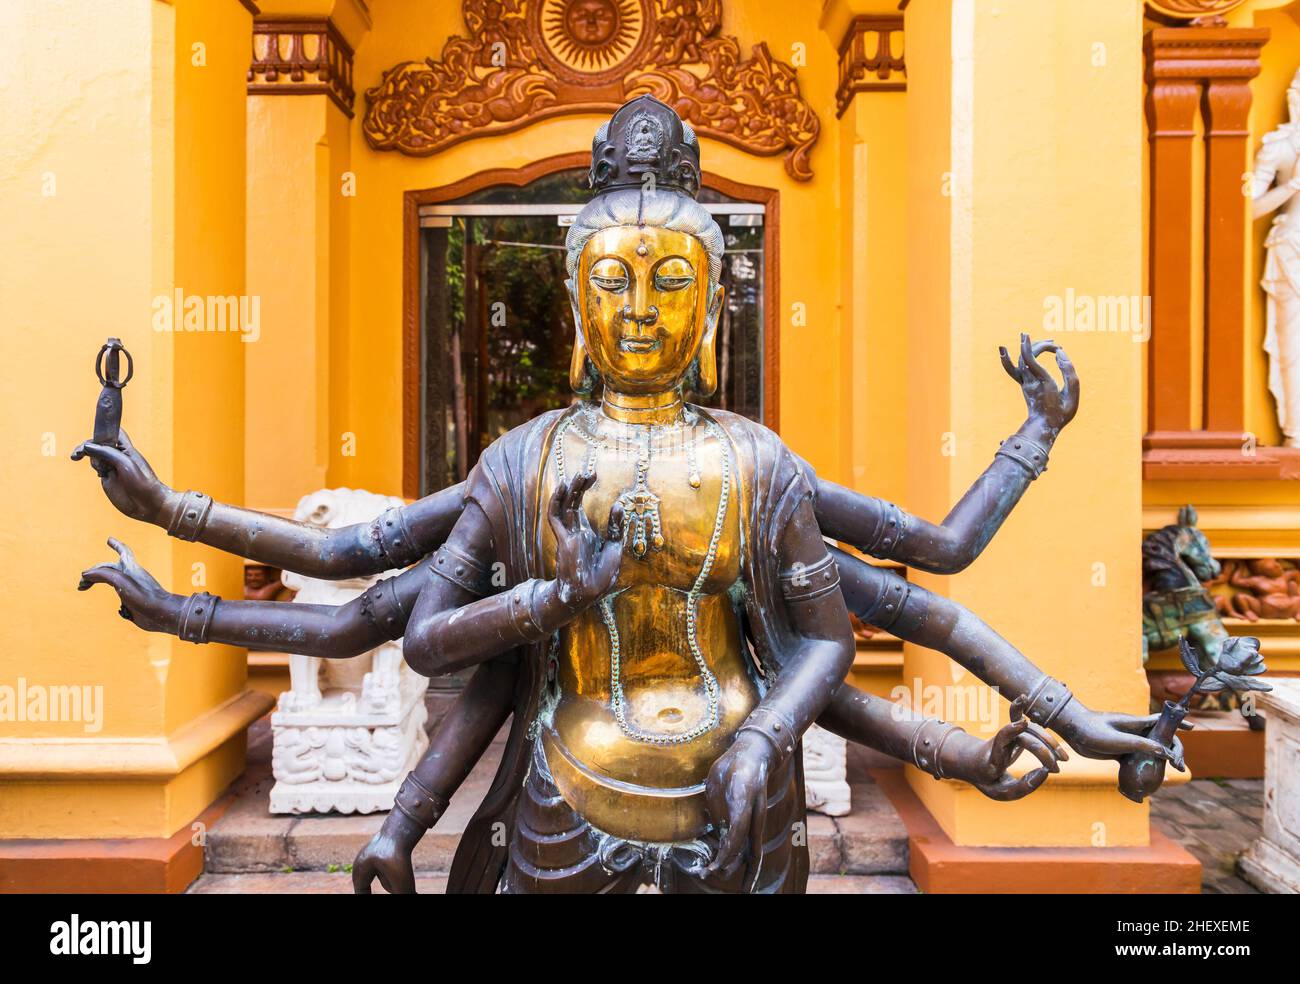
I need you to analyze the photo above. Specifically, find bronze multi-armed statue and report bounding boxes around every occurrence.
[74,96,1190,894]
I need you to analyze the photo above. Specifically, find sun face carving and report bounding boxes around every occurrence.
[537,0,647,82]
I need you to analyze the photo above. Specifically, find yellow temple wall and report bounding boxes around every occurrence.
[0,0,264,841]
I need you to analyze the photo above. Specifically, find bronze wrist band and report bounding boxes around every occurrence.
[392,772,449,830]
[508,579,549,645]
[910,719,961,779]
[856,499,907,560]
[779,553,841,603]
[861,574,912,631]
[1024,675,1073,727]
[371,506,422,569]
[738,705,797,763]
[995,435,1050,479]
[167,490,213,541]
[430,541,496,596]
[178,592,218,644]
[359,577,408,641]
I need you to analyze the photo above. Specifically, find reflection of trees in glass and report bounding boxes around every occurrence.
[477,219,573,437]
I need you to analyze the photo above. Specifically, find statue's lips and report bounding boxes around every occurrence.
[618,337,662,354]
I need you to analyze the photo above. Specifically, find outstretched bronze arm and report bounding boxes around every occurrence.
[812,335,1078,574]
[77,538,450,658]
[831,545,1186,777]
[72,431,462,578]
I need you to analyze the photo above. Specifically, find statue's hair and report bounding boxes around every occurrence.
[565,189,724,286]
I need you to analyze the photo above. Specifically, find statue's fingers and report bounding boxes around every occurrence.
[992,767,1050,802]
[1023,721,1068,761]
[1030,339,1060,356]
[1167,734,1187,772]
[106,537,140,571]
[546,480,569,540]
[1015,731,1060,773]
[77,566,128,593]
[1056,349,1080,404]
[73,442,132,473]
[999,346,1022,383]
[1021,333,1053,383]
[710,803,751,881]
[989,717,1028,770]
[605,499,626,543]
[743,786,768,893]
[1008,693,1030,721]
[351,859,375,895]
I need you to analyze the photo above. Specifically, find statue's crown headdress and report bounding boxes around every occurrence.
[588,95,701,201]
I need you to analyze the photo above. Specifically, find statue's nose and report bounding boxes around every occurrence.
[621,304,658,328]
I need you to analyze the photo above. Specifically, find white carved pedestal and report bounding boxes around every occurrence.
[1240,677,1300,893]
[803,724,851,816]
[268,489,430,815]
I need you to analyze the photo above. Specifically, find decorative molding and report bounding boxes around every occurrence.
[1145,0,1248,25]
[362,0,820,181]
[1143,25,1268,456]
[238,0,261,16]
[247,18,356,118]
[835,15,905,116]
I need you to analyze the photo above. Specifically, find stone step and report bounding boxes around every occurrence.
[189,871,917,894]
[205,714,911,881]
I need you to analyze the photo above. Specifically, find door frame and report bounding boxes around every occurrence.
[402,151,780,498]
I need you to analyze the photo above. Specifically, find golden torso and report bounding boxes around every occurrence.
[537,406,758,842]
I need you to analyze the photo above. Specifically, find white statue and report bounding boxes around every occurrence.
[1253,67,1300,448]
[268,488,429,814]
[802,723,852,816]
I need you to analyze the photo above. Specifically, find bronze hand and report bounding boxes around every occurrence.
[71,430,171,525]
[78,538,180,633]
[548,472,625,611]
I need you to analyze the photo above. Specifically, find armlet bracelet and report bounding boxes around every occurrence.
[508,579,549,645]
[178,592,218,644]
[392,772,449,829]
[910,719,961,779]
[779,553,841,603]
[167,490,213,541]
[359,579,408,642]
[1024,675,1072,727]
[995,435,1050,479]
[371,506,422,569]
[429,541,496,596]
[738,705,798,763]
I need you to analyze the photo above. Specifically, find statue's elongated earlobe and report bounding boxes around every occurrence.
[692,284,725,399]
[570,329,599,397]
[566,279,599,397]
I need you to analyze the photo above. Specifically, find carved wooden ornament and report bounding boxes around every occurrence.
[362,0,821,181]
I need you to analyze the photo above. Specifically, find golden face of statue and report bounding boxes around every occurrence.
[576,225,714,396]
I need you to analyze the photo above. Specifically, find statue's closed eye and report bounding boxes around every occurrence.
[589,258,630,293]
[654,257,695,292]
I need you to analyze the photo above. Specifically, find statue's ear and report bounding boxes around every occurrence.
[566,279,599,397]
[1178,504,1198,528]
[692,282,724,399]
